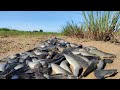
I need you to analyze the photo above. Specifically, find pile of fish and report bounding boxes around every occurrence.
[0,37,118,79]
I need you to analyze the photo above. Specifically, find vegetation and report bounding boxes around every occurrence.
[0,11,120,43]
[40,29,43,32]
[0,28,61,37]
[62,11,120,42]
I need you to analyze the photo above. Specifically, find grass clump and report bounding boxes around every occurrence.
[62,11,120,42]
[61,20,84,38]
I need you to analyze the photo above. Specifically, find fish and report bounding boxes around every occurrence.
[63,54,82,76]
[94,60,117,79]
[27,62,40,69]
[0,62,7,72]
[96,60,104,70]
[51,63,72,75]
[14,64,24,70]
[33,49,48,56]
[44,74,78,79]
[89,49,116,59]
[94,69,117,79]
[60,60,72,73]
[78,51,96,57]
[70,43,82,48]
[83,46,97,51]
[73,48,97,57]
[82,61,98,77]
[11,75,19,79]
[0,37,118,79]
[75,54,91,63]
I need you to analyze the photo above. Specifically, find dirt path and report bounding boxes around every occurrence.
[0,36,120,79]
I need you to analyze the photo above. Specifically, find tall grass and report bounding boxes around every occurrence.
[61,20,84,38]
[62,11,120,42]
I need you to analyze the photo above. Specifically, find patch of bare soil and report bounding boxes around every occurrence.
[0,35,52,60]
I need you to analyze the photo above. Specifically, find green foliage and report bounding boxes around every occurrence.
[61,20,84,38]
[40,30,43,32]
[61,11,120,42]
[0,28,61,37]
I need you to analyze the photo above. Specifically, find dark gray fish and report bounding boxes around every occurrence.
[27,61,40,69]
[6,65,29,79]
[83,46,97,51]
[11,75,19,79]
[60,60,72,73]
[7,56,20,64]
[96,60,104,70]
[63,54,82,76]
[0,62,7,72]
[36,54,48,59]
[69,53,89,68]
[82,61,98,77]
[84,56,100,61]
[19,73,31,79]
[44,74,78,79]
[0,57,10,62]
[47,51,58,59]
[33,49,48,55]
[101,59,113,69]
[46,53,65,64]
[14,64,25,70]
[0,75,6,79]
[25,63,51,75]
[20,53,29,60]
[58,40,67,47]
[23,52,36,58]
[103,59,113,64]
[34,72,46,79]
[70,43,82,48]
[94,59,117,79]
[94,69,117,79]
[51,63,72,75]
[47,56,65,65]
[0,62,18,75]
[62,47,77,54]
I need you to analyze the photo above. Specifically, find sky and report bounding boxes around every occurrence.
[0,11,84,32]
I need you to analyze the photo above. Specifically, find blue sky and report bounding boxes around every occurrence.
[0,11,84,32]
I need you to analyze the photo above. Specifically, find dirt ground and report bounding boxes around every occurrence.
[0,35,120,79]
